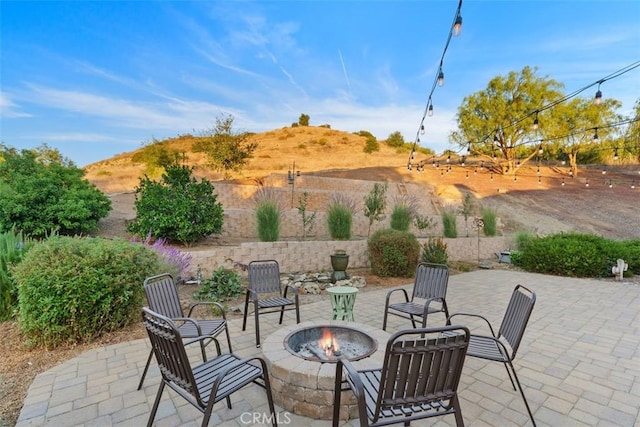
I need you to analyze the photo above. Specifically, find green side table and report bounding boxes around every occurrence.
[327,286,358,321]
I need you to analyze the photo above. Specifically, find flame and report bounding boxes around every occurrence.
[319,328,340,357]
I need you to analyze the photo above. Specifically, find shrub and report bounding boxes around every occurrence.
[0,228,33,320]
[0,144,111,237]
[441,209,458,238]
[514,230,536,252]
[421,237,448,265]
[363,182,388,236]
[132,234,192,281]
[12,236,164,348]
[327,193,355,240]
[127,164,224,245]
[254,185,282,242]
[368,229,420,277]
[193,267,243,303]
[511,232,617,277]
[413,214,436,237]
[481,207,498,236]
[390,196,418,232]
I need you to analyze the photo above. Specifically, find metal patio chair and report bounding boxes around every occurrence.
[137,273,232,390]
[333,325,470,427]
[142,308,277,427]
[243,260,300,347]
[446,284,537,426]
[382,262,450,331]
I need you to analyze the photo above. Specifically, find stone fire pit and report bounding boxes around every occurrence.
[284,324,377,362]
[262,320,390,420]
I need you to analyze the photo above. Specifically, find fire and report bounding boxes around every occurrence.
[319,329,340,357]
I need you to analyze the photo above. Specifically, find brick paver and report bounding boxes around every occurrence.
[16,270,640,426]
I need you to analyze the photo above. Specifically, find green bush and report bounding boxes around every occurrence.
[514,230,536,252]
[390,204,413,232]
[12,236,165,348]
[511,232,627,277]
[254,185,281,242]
[421,237,448,265]
[368,229,420,277]
[327,194,354,240]
[481,207,498,236]
[193,267,243,303]
[256,201,280,242]
[0,228,33,320]
[0,144,111,237]
[127,164,224,245]
[441,210,458,238]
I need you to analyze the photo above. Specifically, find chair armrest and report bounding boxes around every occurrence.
[421,296,445,316]
[336,358,367,401]
[187,301,227,319]
[246,288,259,303]
[283,284,299,302]
[385,288,410,305]
[446,312,497,337]
[171,316,204,336]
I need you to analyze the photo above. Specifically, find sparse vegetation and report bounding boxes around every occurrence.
[441,208,458,238]
[363,182,388,236]
[481,207,498,236]
[296,192,317,240]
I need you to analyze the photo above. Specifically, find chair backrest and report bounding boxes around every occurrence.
[247,260,282,294]
[373,325,470,423]
[497,284,536,359]
[412,262,449,301]
[142,307,202,402]
[143,273,184,319]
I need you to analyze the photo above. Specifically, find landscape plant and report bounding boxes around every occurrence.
[0,144,111,238]
[459,192,476,237]
[413,214,436,237]
[327,193,355,240]
[481,207,498,236]
[127,163,224,245]
[193,266,243,304]
[363,182,388,236]
[132,233,192,281]
[296,192,317,240]
[368,228,420,277]
[510,232,640,277]
[0,228,33,320]
[390,196,418,232]
[12,236,166,348]
[421,237,449,265]
[254,185,281,242]
[441,208,458,238]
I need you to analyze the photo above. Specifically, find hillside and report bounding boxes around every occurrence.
[84,125,640,241]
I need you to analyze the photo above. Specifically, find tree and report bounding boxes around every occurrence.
[386,131,405,148]
[0,144,111,237]
[624,98,640,162]
[544,97,620,177]
[459,192,476,237]
[131,137,182,177]
[126,163,224,245]
[193,114,258,178]
[298,113,310,126]
[451,66,564,175]
[363,182,388,236]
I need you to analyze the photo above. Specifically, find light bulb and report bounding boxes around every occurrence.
[561,178,565,186]
[594,89,602,105]
[428,104,434,117]
[532,117,539,130]
[437,70,445,87]
[453,13,462,36]
[420,124,425,135]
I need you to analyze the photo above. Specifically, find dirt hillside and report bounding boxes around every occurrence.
[84,126,640,241]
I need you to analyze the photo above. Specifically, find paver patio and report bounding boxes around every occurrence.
[16,270,640,426]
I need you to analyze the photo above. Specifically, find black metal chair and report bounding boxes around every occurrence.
[142,308,277,427]
[382,262,450,331]
[242,260,300,347]
[446,284,537,426]
[137,273,232,390]
[333,325,470,427]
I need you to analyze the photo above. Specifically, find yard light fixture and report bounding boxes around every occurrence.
[594,82,603,105]
[437,68,445,87]
[287,161,300,208]
[428,104,434,117]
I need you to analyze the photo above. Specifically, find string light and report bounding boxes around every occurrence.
[532,111,539,130]
[594,81,603,105]
[593,127,599,142]
[420,124,425,135]
[613,148,619,161]
[407,0,463,170]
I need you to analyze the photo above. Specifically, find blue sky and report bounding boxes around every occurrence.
[1,1,639,167]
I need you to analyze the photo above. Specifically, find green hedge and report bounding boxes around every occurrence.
[12,236,165,348]
[511,232,639,277]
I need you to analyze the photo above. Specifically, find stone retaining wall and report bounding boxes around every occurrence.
[188,236,512,275]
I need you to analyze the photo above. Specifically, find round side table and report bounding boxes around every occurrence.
[327,286,358,321]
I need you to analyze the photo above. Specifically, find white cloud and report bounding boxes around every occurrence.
[0,92,32,118]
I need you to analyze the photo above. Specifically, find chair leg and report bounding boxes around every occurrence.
[224,325,233,353]
[295,302,300,323]
[382,305,389,331]
[254,307,261,348]
[146,381,165,427]
[137,350,154,390]
[332,361,343,427]
[508,361,537,427]
[502,361,517,391]
[279,305,285,325]
[259,358,278,427]
[242,292,250,331]
[452,394,465,426]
